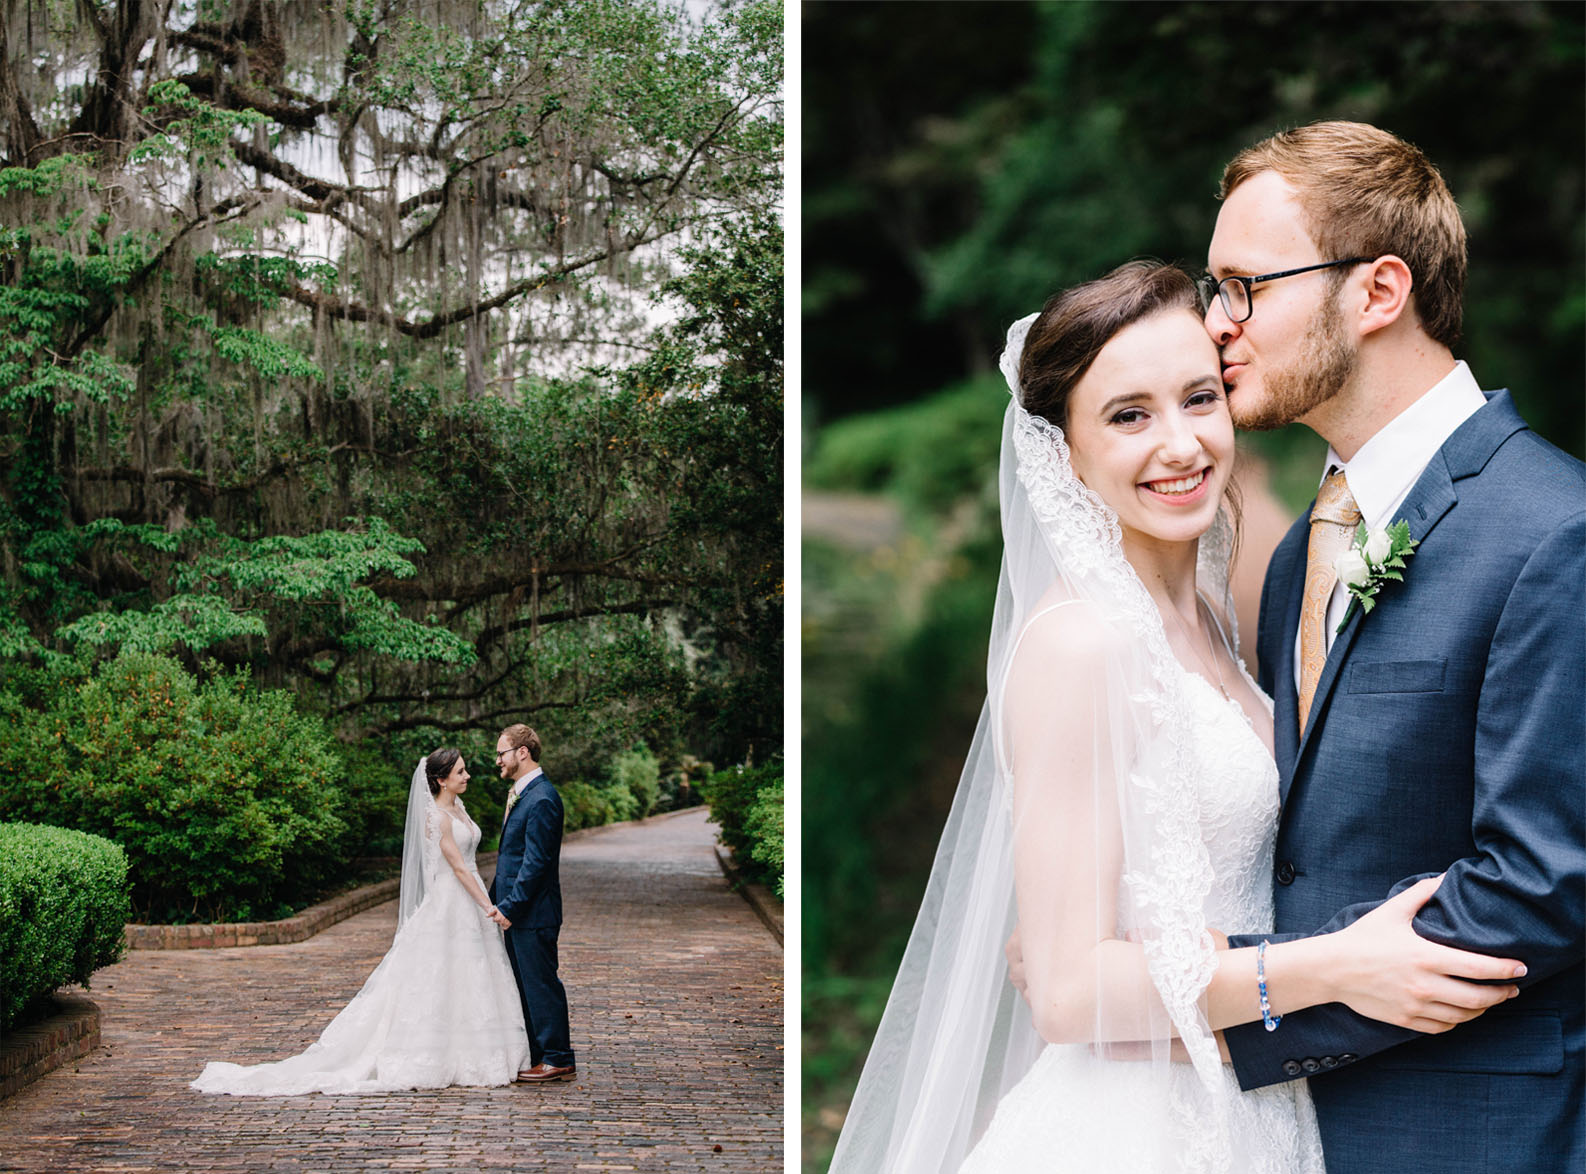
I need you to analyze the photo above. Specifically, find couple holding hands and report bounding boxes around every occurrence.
[193,723,576,1094]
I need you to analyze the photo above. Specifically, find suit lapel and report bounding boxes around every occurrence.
[1287,391,1524,779]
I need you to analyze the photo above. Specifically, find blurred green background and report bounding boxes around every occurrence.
[800,2,1584,1170]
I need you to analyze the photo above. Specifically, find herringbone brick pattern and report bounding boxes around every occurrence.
[0,809,783,1172]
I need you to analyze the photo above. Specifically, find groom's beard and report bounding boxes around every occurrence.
[1231,286,1357,432]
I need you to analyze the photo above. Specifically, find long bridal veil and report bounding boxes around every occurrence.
[828,312,1242,1173]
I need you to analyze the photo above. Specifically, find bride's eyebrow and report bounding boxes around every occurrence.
[1097,390,1152,416]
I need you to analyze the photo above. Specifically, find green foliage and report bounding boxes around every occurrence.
[0,822,130,1031]
[609,744,661,819]
[804,374,1007,516]
[558,779,630,832]
[745,776,784,897]
[130,81,268,168]
[701,758,784,892]
[618,215,785,761]
[54,517,473,666]
[804,1,1583,457]
[0,652,350,923]
[2,0,781,808]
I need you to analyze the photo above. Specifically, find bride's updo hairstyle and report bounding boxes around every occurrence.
[425,747,461,796]
[1017,260,1202,430]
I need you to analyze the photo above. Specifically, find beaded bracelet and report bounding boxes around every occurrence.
[1258,939,1282,1032]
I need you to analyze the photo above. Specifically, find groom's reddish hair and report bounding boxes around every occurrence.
[501,723,542,762]
[1220,121,1467,349]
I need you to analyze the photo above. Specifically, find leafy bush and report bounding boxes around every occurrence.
[0,823,130,1031]
[804,376,1006,516]
[0,652,348,922]
[746,777,784,897]
[702,758,784,891]
[339,733,444,857]
[558,779,617,832]
[610,744,662,818]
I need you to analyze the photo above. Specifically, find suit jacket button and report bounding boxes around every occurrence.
[1339,1054,1357,1064]
[1319,1055,1338,1070]
[1282,1060,1303,1077]
[1300,1057,1321,1074]
[1275,861,1296,885]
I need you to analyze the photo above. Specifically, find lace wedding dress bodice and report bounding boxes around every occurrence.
[192,802,528,1096]
[960,666,1326,1174]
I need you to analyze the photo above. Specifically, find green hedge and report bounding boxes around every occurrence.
[0,823,130,1031]
[702,758,784,894]
[0,652,348,923]
[746,776,784,897]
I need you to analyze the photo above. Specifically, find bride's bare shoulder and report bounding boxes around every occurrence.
[1014,591,1128,667]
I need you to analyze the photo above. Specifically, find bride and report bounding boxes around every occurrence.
[192,749,529,1094]
[827,262,1520,1172]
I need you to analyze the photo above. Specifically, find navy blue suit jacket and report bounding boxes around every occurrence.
[490,772,564,930]
[1223,392,1585,1174]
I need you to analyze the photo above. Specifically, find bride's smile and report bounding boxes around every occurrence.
[1062,309,1234,549]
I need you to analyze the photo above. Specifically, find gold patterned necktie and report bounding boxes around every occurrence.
[503,784,521,826]
[1297,469,1362,737]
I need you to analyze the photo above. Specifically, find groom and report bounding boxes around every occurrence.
[491,722,577,1083]
[1205,122,1583,1173]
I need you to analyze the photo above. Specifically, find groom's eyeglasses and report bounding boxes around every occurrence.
[1198,257,1371,324]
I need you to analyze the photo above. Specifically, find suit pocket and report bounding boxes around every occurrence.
[1346,657,1446,694]
[1370,1009,1563,1075]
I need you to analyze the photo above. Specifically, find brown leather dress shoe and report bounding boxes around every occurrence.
[516,1062,577,1083]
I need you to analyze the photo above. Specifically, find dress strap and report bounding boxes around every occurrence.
[1008,599,1086,666]
[1196,591,1236,659]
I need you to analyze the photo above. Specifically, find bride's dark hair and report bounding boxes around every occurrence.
[1018,259,1242,561]
[425,747,461,796]
[1018,260,1202,429]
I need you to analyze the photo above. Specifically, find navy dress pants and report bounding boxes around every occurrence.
[505,925,574,1068]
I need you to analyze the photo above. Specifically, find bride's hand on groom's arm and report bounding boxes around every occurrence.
[1312,875,1525,1034]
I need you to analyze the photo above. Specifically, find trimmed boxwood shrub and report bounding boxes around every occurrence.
[0,651,348,923]
[0,823,130,1031]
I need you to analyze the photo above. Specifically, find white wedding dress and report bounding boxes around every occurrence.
[192,801,529,1095]
[958,665,1326,1174]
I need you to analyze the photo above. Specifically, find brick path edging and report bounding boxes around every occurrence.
[0,994,100,1100]
[123,874,405,950]
[123,806,714,951]
[713,844,784,945]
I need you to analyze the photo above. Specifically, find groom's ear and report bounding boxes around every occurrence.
[1353,254,1415,339]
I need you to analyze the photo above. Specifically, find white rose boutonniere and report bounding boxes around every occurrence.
[1334,520,1420,634]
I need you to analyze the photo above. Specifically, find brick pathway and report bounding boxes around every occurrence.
[0,809,783,1172]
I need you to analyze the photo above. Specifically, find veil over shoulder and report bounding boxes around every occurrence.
[828,315,1317,1173]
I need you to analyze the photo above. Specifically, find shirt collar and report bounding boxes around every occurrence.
[1322,360,1486,529]
[512,766,544,796]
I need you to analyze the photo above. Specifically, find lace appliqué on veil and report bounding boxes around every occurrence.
[1011,403,1229,1169]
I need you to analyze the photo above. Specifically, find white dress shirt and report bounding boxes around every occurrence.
[508,766,545,805]
[1292,361,1488,693]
